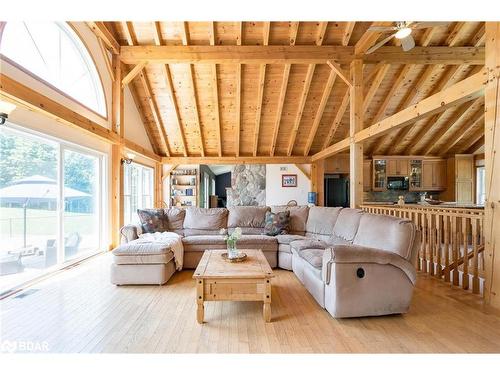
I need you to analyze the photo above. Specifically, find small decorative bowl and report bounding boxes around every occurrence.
[221,252,247,262]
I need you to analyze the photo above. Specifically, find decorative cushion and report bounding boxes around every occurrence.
[270,205,309,234]
[264,210,290,236]
[137,209,167,233]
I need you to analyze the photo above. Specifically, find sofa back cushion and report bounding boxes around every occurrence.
[332,208,363,241]
[164,207,185,234]
[353,213,417,261]
[183,207,228,236]
[227,206,269,234]
[271,205,309,235]
[305,207,342,239]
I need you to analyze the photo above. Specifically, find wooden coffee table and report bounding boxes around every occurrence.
[193,249,274,323]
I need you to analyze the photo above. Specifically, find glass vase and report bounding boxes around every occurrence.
[227,239,239,259]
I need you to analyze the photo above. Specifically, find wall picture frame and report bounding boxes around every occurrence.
[282,174,297,187]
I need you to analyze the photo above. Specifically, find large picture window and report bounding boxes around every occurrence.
[0,125,104,295]
[0,22,107,116]
[123,163,154,224]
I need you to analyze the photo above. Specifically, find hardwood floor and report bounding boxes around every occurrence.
[1,253,500,353]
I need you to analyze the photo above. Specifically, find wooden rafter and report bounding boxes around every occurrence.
[322,88,349,150]
[303,69,337,156]
[253,22,270,156]
[86,22,120,54]
[122,62,147,86]
[440,108,485,155]
[151,22,188,157]
[463,130,484,153]
[97,37,115,81]
[363,64,389,112]
[270,22,299,157]
[235,21,242,157]
[422,99,482,155]
[342,22,355,46]
[119,45,485,65]
[181,22,205,157]
[209,22,222,157]
[313,69,486,161]
[354,22,393,54]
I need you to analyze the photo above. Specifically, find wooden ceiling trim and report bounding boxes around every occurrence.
[422,98,482,155]
[181,22,205,157]
[440,108,485,155]
[162,156,312,164]
[342,22,355,46]
[322,87,349,150]
[209,22,222,157]
[86,22,120,54]
[270,22,299,157]
[235,22,242,157]
[253,22,270,156]
[303,69,337,156]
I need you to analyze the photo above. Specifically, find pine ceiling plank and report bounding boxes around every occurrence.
[461,129,484,153]
[342,22,355,46]
[270,22,298,157]
[303,69,337,156]
[465,136,484,154]
[440,108,484,155]
[209,21,222,157]
[253,22,270,156]
[322,87,349,150]
[363,64,389,113]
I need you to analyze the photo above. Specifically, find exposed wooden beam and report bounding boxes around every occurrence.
[253,22,270,157]
[209,22,222,157]
[162,156,312,165]
[123,139,162,162]
[121,62,147,86]
[122,22,136,48]
[342,22,355,46]
[87,22,120,54]
[445,22,467,47]
[97,37,115,82]
[111,144,124,248]
[119,45,485,65]
[111,54,124,137]
[423,98,482,155]
[349,59,364,208]
[295,164,311,180]
[313,69,486,161]
[287,64,316,156]
[235,22,243,157]
[461,128,484,153]
[440,109,485,155]
[303,69,337,156]
[327,60,352,87]
[270,22,299,156]
[466,136,485,154]
[315,22,328,46]
[322,88,349,150]
[354,22,393,54]
[363,64,389,112]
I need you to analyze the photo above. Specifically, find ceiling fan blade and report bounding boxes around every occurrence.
[365,33,396,54]
[411,22,450,29]
[400,34,416,51]
[367,26,399,32]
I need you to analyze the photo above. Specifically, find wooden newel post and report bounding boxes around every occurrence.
[484,22,500,307]
[349,59,364,208]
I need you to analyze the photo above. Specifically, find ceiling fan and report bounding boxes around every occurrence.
[365,21,450,54]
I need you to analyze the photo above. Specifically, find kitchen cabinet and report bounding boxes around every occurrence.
[363,160,372,192]
[373,159,387,191]
[325,154,350,174]
[387,159,409,176]
[409,159,423,190]
[441,155,474,204]
[422,160,446,190]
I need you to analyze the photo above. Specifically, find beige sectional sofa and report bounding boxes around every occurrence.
[117,205,419,318]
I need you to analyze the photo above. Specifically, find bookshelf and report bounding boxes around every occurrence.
[170,167,199,207]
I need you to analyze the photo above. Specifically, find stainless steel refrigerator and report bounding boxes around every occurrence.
[324,174,349,208]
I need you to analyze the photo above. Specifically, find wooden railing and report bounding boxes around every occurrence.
[360,204,485,295]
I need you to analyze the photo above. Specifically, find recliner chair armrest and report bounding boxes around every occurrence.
[120,224,143,244]
[322,244,416,285]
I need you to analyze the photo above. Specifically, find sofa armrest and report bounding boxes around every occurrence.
[120,224,143,244]
[322,244,416,285]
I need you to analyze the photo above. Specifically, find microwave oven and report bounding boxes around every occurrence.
[387,176,409,190]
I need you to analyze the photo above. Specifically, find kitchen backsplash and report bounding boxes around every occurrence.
[364,190,440,203]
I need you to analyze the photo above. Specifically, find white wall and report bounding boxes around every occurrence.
[265,164,311,206]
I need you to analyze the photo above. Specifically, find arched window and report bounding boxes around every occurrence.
[0,22,107,116]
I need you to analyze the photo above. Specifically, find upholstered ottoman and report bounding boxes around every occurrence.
[110,242,176,285]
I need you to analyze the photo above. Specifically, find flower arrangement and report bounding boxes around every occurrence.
[220,227,242,259]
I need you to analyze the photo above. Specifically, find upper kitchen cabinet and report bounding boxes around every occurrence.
[422,159,447,191]
[387,159,409,176]
[441,155,475,204]
[325,154,350,174]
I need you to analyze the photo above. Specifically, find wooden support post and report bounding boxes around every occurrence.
[155,162,163,207]
[484,22,500,307]
[349,59,364,208]
[112,54,124,137]
[111,144,124,249]
[310,160,324,206]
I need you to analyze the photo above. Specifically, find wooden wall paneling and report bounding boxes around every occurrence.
[484,22,500,308]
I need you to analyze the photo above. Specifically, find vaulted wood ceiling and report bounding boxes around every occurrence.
[102,21,485,158]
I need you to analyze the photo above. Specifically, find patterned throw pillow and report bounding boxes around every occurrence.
[137,209,167,233]
[263,210,290,236]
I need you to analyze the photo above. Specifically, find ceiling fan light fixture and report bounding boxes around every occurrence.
[395,27,412,39]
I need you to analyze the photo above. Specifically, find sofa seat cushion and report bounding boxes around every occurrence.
[276,234,306,244]
[299,248,325,269]
[182,235,226,246]
[236,235,278,250]
[291,239,328,252]
[112,242,174,265]
[325,235,351,247]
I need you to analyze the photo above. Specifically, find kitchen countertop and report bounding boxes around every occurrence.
[362,202,484,209]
